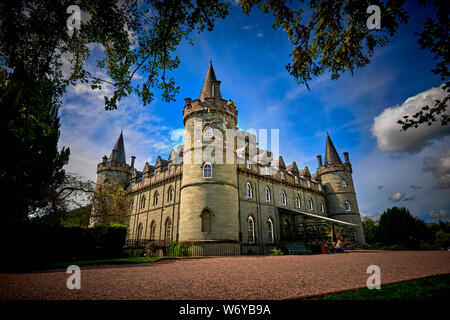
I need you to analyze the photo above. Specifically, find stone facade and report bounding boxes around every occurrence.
[90,62,366,248]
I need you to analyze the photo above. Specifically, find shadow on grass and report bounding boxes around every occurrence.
[306,273,450,300]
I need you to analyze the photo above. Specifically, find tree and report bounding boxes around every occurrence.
[378,207,433,247]
[362,218,379,243]
[90,183,131,227]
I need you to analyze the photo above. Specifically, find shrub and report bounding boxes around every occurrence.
[434,230,450,249]
[270,248,284,256]
[167,241,190,257]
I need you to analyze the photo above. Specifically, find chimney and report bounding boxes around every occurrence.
[317,155,322,168]
[343,152,350,164]
[131,156,136,168]
[102,155,107,164]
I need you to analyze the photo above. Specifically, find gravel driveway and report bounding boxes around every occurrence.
[1,250,449,300]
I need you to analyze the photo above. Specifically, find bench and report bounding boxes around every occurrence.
[285,244,312,255]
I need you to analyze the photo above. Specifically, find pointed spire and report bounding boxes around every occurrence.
[324,133,342,166]
[108,131,126,164]
[199,60,222,101]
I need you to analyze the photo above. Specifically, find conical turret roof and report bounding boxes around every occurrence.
[108,130,126,164]
[324,133,342,166]
[199,60,222,101]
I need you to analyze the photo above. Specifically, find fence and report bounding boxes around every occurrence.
[125,239,279,256]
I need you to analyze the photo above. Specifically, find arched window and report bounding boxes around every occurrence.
[265,187,271,202]
[281,191,287,205]
[296,195,301,208]
[203,126,213,139]
[248,216,255,244]
[153,191,159,206]
[246,182,253,198]
[168,187,174,202]
[309,197,314,211]
[341,180,347,188]
[149,220,156,240]
[140,195,146,209]
[130,199,134,212]
[320,200,325,213]
[136,223,143,241]
[203,163,212,178]
[164,218,171,242]
[201,209,212,232]
[267,218,274,244]
[344,201,351,211]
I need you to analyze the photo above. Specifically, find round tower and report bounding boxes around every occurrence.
[89,131,133,226]
[178,62,240,243]
[317,134,366,245]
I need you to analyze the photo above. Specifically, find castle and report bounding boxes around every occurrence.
[89,62,366,254]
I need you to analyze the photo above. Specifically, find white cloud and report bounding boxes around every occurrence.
[389,192,404,202]
[242,25,252,30]
[361,212,380,220]
[423,148,450,189]
[371,84,450,152]
[256,32,264,38]
[429,209,450,220]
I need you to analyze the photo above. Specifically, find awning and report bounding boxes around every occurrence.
[277,207,358,227]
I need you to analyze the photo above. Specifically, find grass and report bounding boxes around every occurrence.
[40,256,176,270]
[309,273,450,300]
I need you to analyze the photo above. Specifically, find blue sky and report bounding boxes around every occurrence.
[59,1,450,222]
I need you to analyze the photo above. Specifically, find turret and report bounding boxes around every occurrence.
[89,131,133,226]
[178,61,240,242]
[317,133,366,245]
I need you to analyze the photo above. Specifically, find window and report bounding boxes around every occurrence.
[264,187,271,202]
[169,166,174,175]
[203,126,213,139]
[307,180,311,188]
[248,216,255,244]
[246,182,253,199]
[149,220,156,240]
[203,163,212,178]
[281,191,287,205]
[164,218,171,242]
[140,195,146,209]
[130,199,134,212]
[341,180,347,188]
[284,219,291,238]
[309,197,314,211]
[201,209,212,232]
[156,172,160,180]
[261,166,270,175]
[153,191,159,206]
[294,176,298,184]
[344,201,351,211]
[267,218,274,244]
[318,184,322,191]
[296,195,301,208]
[320,201,325,213]
[246,160,251,169]
[136,223,143,241]
[168,187,174,202]
[280,172,285,180]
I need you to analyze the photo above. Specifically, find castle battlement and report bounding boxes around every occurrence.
[183,97,237,124]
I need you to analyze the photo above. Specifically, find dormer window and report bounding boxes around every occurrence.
[294,176,298,184]
[203,126,213,140]
[280,172,285,180]
[307,180,311,188]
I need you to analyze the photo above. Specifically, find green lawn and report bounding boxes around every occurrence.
[309,273,450,300]
[41,256,176,270]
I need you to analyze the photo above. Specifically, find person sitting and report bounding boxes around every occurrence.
[335,240,345,253]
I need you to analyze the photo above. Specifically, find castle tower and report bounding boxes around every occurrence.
[178,61,240,242]
[317,134,366,245]
[89,131,134,226]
